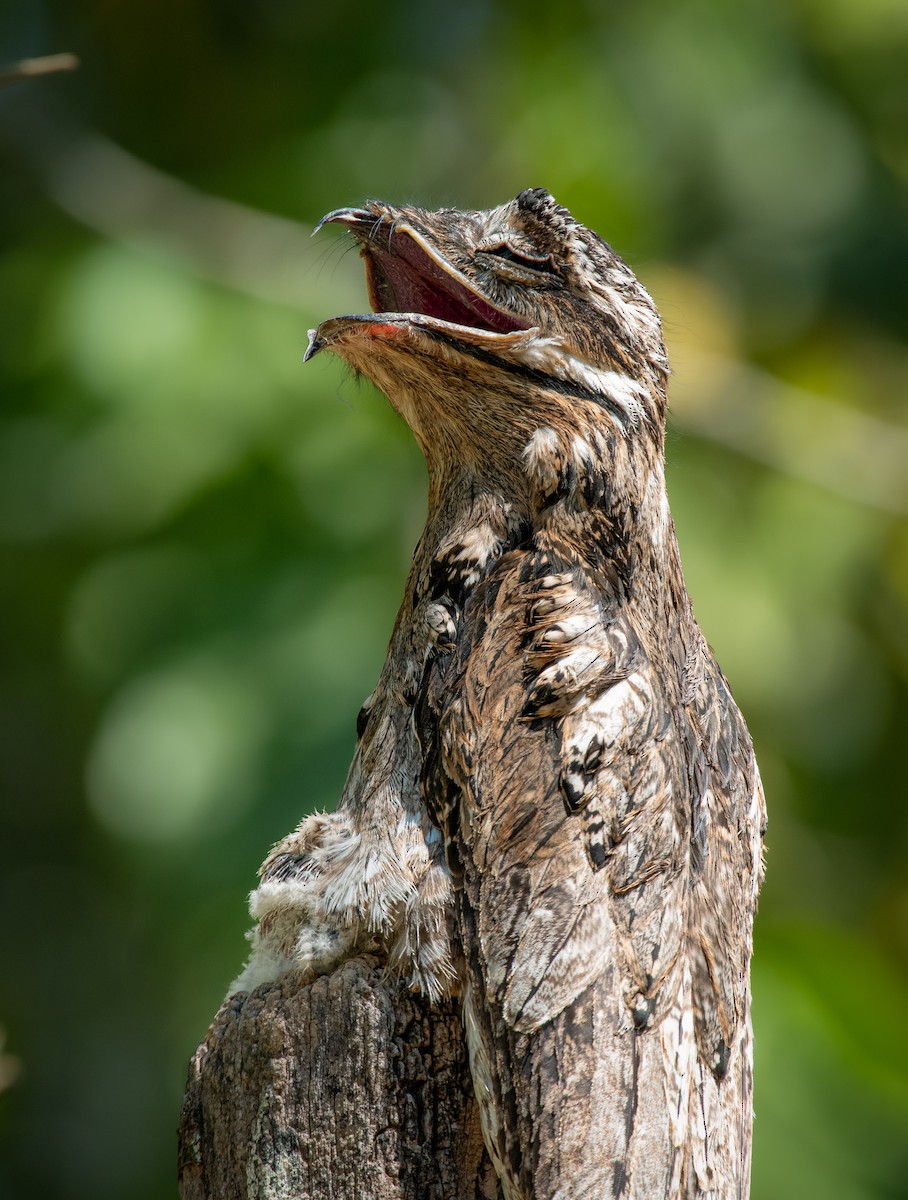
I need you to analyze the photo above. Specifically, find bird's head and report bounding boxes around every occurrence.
[307,189,670,509]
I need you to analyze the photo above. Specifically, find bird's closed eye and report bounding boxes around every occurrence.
[480,242,557,275]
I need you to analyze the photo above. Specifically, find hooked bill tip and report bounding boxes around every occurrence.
[304,328,322,362]
[312,206,376,237]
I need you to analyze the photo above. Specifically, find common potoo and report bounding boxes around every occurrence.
[232,189,766,1200]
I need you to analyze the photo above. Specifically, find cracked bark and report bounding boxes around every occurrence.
[178,956,502,1200]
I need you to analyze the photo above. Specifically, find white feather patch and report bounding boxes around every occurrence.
[514,336,649,423]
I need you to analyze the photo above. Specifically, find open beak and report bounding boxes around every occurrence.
[305,205,532,363]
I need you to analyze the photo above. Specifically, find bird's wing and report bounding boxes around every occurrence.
[682,637,766,1075]
[417,543,763,1197]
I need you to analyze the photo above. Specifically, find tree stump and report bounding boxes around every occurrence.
[178,956,502,1199]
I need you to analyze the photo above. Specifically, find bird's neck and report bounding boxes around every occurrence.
[415,466,534,607]
[415,453,694,640]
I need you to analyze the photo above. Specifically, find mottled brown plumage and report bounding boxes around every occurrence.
[232,189,766,1199]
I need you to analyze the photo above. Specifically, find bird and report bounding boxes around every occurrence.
[231,188,766,1200]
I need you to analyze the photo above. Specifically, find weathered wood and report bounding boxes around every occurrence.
[178,956,502,1200]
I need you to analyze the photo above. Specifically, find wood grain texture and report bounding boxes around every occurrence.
[179,957,501,1200]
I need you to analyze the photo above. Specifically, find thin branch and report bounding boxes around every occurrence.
[667,349,908,516]
[0,53,79,89]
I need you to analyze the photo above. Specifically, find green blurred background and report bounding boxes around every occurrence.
[1,1,907,1196]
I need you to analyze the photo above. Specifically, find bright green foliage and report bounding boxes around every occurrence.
[1,1,907,1197]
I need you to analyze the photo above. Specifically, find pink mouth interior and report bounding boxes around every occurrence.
[363,235,528,335]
